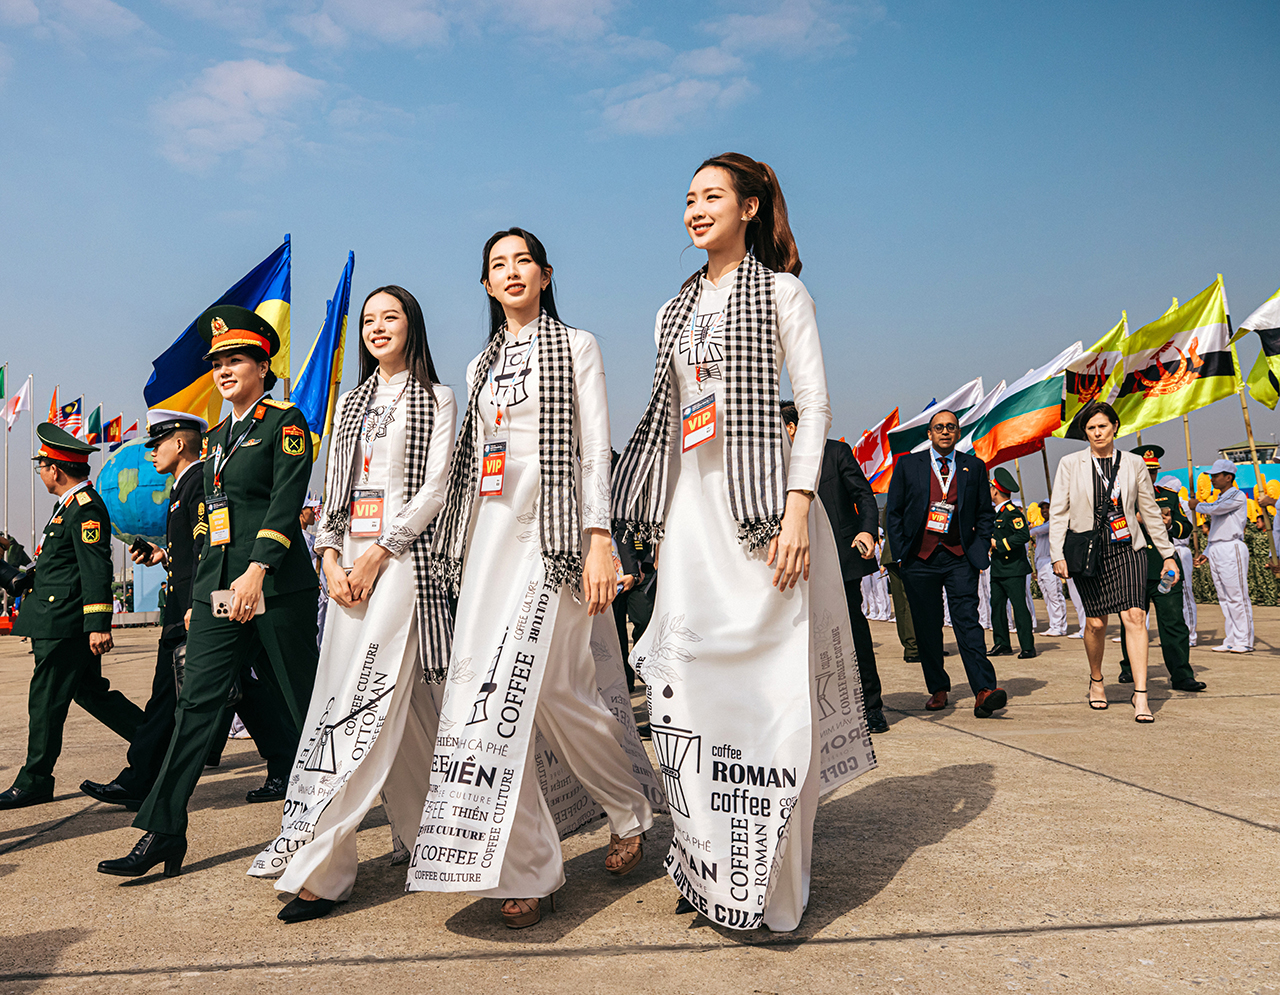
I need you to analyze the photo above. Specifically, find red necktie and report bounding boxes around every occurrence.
[939,456,950,486]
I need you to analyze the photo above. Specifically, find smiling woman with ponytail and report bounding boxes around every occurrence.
[613,152,877,932]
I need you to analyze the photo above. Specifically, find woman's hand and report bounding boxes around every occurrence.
[582,529,617,616]
[346,544,390,604]
[1053,558,1069,579]
[228,563,266,623]
[1162,557,1180,584]
[322,549,354,607]
[768,490,812,590]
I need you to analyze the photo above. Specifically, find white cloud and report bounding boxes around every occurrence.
[152,59,325,170]
[0,0,39,27]
[705,0,853,56]
[50,0,147,39]
[499,0,616,39]
[600,72,754,136]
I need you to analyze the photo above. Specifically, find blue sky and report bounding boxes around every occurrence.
[2,0,1279,534]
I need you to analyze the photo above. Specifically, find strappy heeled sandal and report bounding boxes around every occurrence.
[1088,676,1109,710]
[605,832,645,877]
[1131,688,1154,724]
[501,893,554,929]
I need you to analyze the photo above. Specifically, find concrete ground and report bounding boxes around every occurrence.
[0,604,1277,994]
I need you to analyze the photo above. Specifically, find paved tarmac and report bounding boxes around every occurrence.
[1,605,1277,994]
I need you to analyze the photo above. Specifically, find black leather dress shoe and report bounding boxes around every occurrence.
[903,654,922,663]
[278,895,339,923]
[97,831,187,878]
[0,784,53,810]
[80,780,144,811]
[246,776,287,803]
[674,897,696,914]
[988,646,1014,657]
[865,708,889,734]
[1172,680,1207,692]
[1117,669,1133,684]
[1017,649,1037,659]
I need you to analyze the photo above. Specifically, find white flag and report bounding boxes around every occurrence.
[4,375,30,430]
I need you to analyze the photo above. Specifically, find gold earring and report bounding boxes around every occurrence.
[741,214,752,222]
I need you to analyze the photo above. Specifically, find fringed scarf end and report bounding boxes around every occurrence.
[738,517,782,551]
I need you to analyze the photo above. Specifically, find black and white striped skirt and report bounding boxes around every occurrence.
[1076,539,1148,616]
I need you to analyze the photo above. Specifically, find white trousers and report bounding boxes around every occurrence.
[1067,579,1086,630]
[1175,545,1197,644]
[1036,562,1067,633]
[1206,539,1253,650]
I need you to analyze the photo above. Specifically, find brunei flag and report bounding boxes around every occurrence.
[1239,286,1280,409]
[144,236,292,428]
[1109,276,1238,438]
[1053,314,1127,438]
[853,407,899,494]
[292,250,354,456]
[962,342,1083,466]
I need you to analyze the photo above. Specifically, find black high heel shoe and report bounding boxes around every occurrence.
[97,832,187,878]
[1130,687,1155,724]
[1088,676,1108,710]
[278,895,339,923]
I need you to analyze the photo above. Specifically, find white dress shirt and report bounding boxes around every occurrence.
[1197,485,1247,545]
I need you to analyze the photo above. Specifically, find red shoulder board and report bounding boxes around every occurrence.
[254,404,267,420]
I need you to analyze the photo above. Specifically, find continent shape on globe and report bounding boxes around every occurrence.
[95,438,174,542]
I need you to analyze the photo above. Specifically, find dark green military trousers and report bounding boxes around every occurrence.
[135,588,318,836]
[990,574,1035,654]
[1118,578,1195,685]
[886,563,918,659]
[16,635,144,793]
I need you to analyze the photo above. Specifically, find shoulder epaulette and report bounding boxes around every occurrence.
[210,418,227,432]
[75,492,92,506]
[262,399,294,410]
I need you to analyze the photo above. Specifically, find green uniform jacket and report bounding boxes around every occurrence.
[13,483,114,637]
[1144,487,1192,581]
[989,501,1032,579]
[194,397,318,602]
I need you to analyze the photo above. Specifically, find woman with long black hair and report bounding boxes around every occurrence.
[249,285,457,922]
[613,153,876,932]
[408,229,656,929]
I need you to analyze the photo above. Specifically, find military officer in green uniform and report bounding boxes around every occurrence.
[100,305,319,878]
[0,424,145,809]
[988,467,1036,659]
[1118,446,1205,692]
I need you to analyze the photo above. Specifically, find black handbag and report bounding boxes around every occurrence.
[1063,528,1102,578]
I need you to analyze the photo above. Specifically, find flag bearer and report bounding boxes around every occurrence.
[1188,458,1254,653]
[0,425,144,809]
[988,467,1036,659]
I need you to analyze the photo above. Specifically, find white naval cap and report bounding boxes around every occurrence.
[144,408,210,448]
[1156,475,1184,493]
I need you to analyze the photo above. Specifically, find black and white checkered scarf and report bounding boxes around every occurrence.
[315,374,454,682]
[612,252,784,549]
[431,311,583,594]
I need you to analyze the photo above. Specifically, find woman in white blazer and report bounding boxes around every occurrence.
[1048,401,1178,723]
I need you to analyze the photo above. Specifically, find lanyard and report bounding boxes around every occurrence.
[487,331,539,429]
[1091,455,1122,507]
[361,380,410,480]
[213,413,261,491]
[930,452,955,493]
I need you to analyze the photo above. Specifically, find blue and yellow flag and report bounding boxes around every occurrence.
[144,236,292,428]
[293,251,354,456]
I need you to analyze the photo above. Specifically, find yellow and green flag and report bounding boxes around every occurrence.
[1053,314,1127,437]
[1238,285,1280,409]
[1109,276,1239,438]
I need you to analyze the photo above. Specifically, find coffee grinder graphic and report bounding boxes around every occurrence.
[301,686,397,775]
[814,671,837,720]
[468,630,508,726]
[648,722,700,818]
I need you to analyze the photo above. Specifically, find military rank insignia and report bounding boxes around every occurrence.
[282,424,306,456]
[76,492,91,506]
[81,520,101,543]
[255,404,267,420]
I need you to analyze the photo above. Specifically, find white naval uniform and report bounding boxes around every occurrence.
[1031,522,1068,635]
[1197,485,1253,651]
[251,373,457,900]
[430,322,654,901]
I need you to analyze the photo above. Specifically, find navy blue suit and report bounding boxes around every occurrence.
[885,448,998,697]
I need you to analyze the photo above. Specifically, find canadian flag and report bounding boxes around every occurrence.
[854,407,899,494]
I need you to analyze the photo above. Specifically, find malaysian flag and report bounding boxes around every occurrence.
[59,396,83,437]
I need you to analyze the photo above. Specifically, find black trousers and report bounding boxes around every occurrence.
[203,658,299,778]
[612,579,656,692]
[990,574,1035,654]
[900,549,998,696]
[1118,578,1195,685]
[114,630,186,797]
[842,577,884,712]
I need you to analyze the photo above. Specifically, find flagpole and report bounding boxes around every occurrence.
[1041,446,1053,499]
[1239,386,1279,567]
[30,377,36,551]
[1183,414,1200,558]
[4,361,9,541]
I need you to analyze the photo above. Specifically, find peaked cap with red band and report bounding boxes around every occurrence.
[1130,444,1164,469]
[198,304,281,361]
[32,422,98,464]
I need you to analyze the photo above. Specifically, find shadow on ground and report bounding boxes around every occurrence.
[0,928,91,993]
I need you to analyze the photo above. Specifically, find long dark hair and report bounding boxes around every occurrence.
[357,285,440,388]
[480,228,561,341]
[690,152,801,279]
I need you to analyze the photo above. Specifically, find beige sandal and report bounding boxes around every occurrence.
[605,832,645,876]
[501,893,553,929]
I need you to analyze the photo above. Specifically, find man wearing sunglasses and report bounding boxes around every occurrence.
[885,409,1007,718]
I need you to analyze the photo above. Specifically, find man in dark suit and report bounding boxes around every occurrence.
[885,409,1007,718]
[783,403,888,734]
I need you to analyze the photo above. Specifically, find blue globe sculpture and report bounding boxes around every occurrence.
[96,438,172,543]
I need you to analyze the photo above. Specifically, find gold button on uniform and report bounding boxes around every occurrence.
[48,596,55,602]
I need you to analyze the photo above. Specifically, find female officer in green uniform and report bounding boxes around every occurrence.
[100,304,319,878]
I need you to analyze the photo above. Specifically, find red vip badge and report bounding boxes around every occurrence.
[681,393,716,453]
[480,441,507,496]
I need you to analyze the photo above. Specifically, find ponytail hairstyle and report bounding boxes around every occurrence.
[480,227,562,341]
[357,284,441,389]
[694,152,801,276]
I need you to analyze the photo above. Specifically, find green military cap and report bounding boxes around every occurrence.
[992,467,1019,494]
[32,422,98,463]
[1132,444,1164,469]
[198,304,280,361]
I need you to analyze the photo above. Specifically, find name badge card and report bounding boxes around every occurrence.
[925,500,955,534]
[681,393,716,452]
[207,495,231,546]
[480,441,507,497]
[349,488,385,537]
[1106,505,1131,543]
